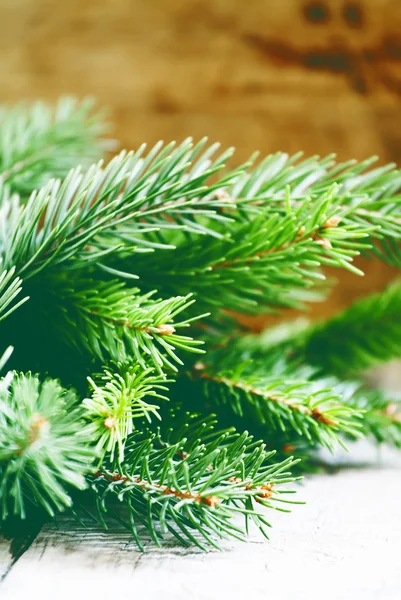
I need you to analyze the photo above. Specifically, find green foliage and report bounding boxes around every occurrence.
[115,185,373,314]
[186,361,361,450]
[85,419,300,550]
[337,381,401,448]
[0,97,109,196]
[116,152,401,314]
[1,98,401,550]
[228,152,401,266]
[0,371,94,519]
[180,334,363,447]
[83,364,169,461]
[299,282,401,376]
[0,268,28,321]
[0,140,242,282]
[40,276,205,372]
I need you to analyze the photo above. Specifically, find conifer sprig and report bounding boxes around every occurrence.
[1,98,401,551]
[41,277,205,372]
[0,97,110,196]
[83,364,170,461]
[0,372,95,519]
[333,381,401,448]
[87,425,300,551]
[186,359,362,449]
[0,141,244,281]
[300,282,401,376]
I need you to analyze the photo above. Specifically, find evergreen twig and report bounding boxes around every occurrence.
[1,98,401,550]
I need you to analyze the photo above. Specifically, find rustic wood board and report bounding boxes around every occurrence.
[1,0,401,165]
[0,542,12,581]
[1,443,400,600]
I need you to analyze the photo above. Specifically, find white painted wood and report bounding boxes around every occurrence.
[1,443,400,600]
[0,540,12,581]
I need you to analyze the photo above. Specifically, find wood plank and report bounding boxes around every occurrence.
[2,0,401,161]
[1,443,400,600]
[0,539,13,581]
[0,517,43,582]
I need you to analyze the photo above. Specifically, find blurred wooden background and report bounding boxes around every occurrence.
[1,0,401,321]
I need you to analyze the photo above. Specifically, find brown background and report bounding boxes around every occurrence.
[1,0,401,322]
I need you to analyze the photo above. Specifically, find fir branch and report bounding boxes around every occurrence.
[2,102,401,551]
[227,152,401,207]
[83,364,170,461]
[188,363,361,449]
[40,277,205,373]
[334,381,401,448]
[300,282,401,377]
[207,322,401,450]
[120,186,375,314]
[85,427,300,550]
[0,372,95,519]
[0,97,109,196]
[0,140,245,282]
[229,152,401,266]
[0,267,28,321]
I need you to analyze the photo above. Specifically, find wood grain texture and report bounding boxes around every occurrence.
[0,443,400,600]
[1,0,401,160]
[0,543,12,581]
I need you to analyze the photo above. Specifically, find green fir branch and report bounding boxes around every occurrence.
[300,282,401,377]
[187,361,361,450]
[86,425,300,551]
[0,372,95,519]
[83,364,170,461]
[228,152,401,267]
[0,141,245,281]
[0,97,110,196]
[40,276,205,373]
[1,98,401,550]
[334,380,401,448]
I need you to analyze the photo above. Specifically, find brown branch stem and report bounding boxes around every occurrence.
[93,470,220,507]
[198,370,336,426]
[87,310,175,336]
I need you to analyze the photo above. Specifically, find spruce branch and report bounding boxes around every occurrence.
[121,185,376,314]
[234,152,401,267]
[84,425,300,551]
[0,97,109,196]
[0,140,245,282]
[332,381,401,448]
[187,361,361,449]
[111,152,401,315]
[0,372,95,519]
[83,364,170,461]
[228,152,401,204]
[40,276,205,373]
[208,321,401,450]
[300,282,401,377]
[1,100,401,551]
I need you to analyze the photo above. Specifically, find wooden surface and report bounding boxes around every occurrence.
[1,0,401,318]
[0,442,400,600]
